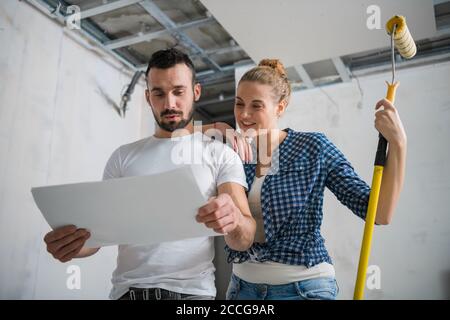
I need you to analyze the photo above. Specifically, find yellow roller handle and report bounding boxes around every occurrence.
[353,82,399,300]
[354,165,383,300]
[386,82,399,102]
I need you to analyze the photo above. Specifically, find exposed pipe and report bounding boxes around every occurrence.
[120,71,144,117]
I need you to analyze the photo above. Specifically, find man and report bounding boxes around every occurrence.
[43,48,256,300]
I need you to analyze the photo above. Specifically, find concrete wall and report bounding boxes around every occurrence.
[0,1,152,299]
[233,61,450,299]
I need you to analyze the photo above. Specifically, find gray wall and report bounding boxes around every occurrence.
[0,1,150,299]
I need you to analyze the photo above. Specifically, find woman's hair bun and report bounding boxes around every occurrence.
[258,59,287,78]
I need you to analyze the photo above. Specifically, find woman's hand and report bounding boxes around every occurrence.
[202,122,253,163]
[232,132,253,163]
[374,99,407,148]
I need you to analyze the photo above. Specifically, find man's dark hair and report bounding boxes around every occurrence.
[145,48,196,86]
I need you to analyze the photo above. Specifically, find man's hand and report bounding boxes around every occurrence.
[44,225,91,263]
[196,193,242,234]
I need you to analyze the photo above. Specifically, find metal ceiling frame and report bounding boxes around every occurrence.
[105,17,215,50]
[331,57,351,83]
[80,0,142,19]
[25,0,141,70]
[285,2,450,90]
[23,0,352,88]
[25,0,252,83]
[139,0,222,72]
[22,0,450,124]
[293,65,314,89]
[27,0,449,98]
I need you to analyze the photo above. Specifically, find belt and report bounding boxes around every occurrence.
[120,287,176,300]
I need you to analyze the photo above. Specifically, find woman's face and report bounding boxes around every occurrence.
[234,81,285,137]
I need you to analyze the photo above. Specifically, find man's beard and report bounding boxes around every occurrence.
[154,106,195,132]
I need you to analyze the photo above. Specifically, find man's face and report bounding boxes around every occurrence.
[145,63,201,132]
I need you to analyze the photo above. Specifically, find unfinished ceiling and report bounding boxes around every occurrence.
[26,0,252,125]
[201,0,437,66]
[202,0,450,88]
[26,0,450,125]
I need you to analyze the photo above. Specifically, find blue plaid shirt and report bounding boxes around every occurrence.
[226,128,371,267]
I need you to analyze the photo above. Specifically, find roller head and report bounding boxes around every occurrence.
[386,15,417,59]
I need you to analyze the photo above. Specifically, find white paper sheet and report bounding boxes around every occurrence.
[31,166,218,247]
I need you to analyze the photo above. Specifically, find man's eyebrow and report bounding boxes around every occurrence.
[151,85,187,92]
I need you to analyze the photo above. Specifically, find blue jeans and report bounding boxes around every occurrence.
[226,274,339,300]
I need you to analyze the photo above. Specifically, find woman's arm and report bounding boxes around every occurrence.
[324,98,406,226]
[374,99,407,225]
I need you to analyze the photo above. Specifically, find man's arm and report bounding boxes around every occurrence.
[197,182,256,251]
[219,182,256,251]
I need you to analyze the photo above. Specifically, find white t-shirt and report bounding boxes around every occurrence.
[103,132,247,299]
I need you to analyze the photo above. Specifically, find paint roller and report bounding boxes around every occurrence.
[353,15,416,300]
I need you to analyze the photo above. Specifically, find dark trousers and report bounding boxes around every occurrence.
[119,287,215,300]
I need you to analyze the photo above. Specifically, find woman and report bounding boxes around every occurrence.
[205,59,407,300]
